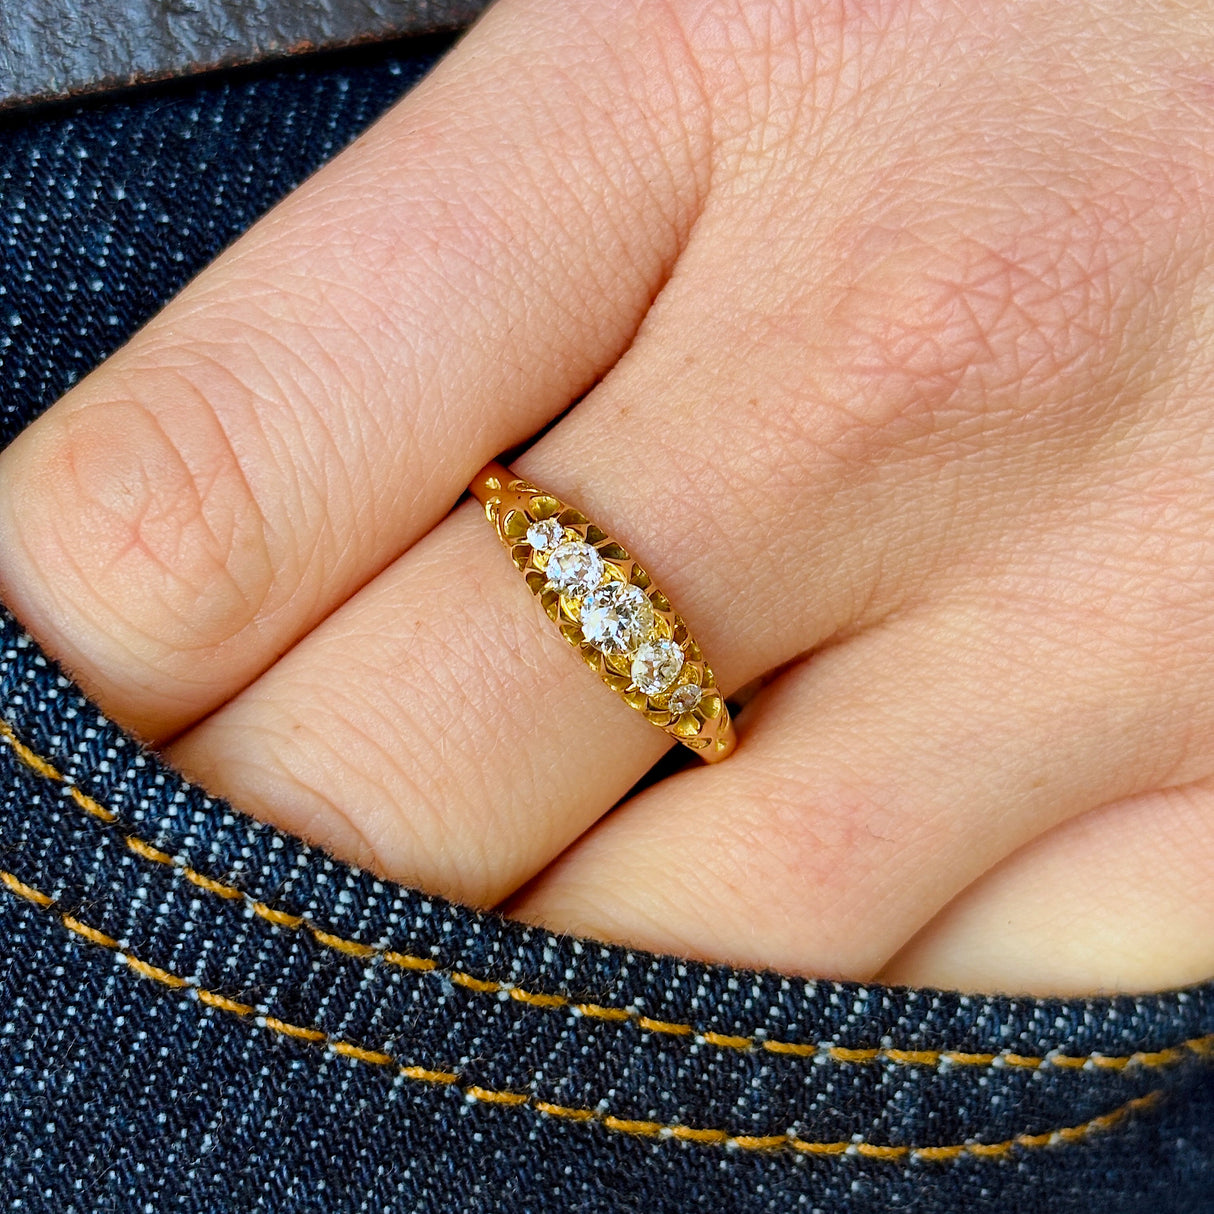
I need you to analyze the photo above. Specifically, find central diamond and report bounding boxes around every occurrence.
[579,583,655,655]
[545,539,604,598]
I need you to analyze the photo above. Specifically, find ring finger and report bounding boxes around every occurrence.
[161,295,979,904]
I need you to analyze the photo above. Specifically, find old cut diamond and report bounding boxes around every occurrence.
[631,638,684,695]
[545,540,604,598]
[580,583,655,655]
[526,517,565,552]
[668,683,702,715]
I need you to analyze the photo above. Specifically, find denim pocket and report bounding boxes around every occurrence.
[1,602,1211,1213]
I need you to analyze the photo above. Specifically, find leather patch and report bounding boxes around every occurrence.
[0,0,491,112]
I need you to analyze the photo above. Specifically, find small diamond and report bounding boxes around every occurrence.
[545,540,604,598]
[668,683,702,715]
[631,638,684,695]
[580,583,655,655]
[526,517,565,552]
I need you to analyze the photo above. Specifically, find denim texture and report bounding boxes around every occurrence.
[0,40,1212,1214]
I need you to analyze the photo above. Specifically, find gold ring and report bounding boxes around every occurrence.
[470,461,736,763]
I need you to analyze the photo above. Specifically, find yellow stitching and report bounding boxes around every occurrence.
[123,835,174,865]
[733,1134,789,1150]
[1048,1054,1092,1070]
[761,1039,817,1058]
[263,1016,326,1043]
[508,988,567,1009]
[312,928,377,959]
[67,786,116,825]
[186,870,244,900]
[61,915,118,949]
[2,719,1211,1074]
[1100,1052,1146,1069]
[795,1141,849,1156]
[637,1016,693,1036]
[915,1143,971,1162]
[0,721,62,781]
[126,957,189,988]
[1015,1130,1053,1148]
[533,1100,594,1121]
[399,1065,459,1084]
[450,972,503,994]
[884,1048,943,1065]
[198,989,254,1016]
[0,870,54,907]
[963,1141,1010,1159]
[331,1042,394,1066]
[466,1086,529,1106]
[939,1050,997,1066]
[384,951,437,972]
[0,867,1177,1161]
[701,1031,754,1050]
[0,720,113,824]
[574,1003,632,1022]
[252,902,303,928]
[854,1143,910,1160]
[670,1125,730,1144]
[828,1047,881,1063]
[602,1116,663,1136]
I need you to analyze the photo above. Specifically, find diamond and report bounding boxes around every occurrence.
[580,583,655,655]
[667,683,702,715]
[526,517,565,552]
[545,540,604,598]
[631,638,684,696]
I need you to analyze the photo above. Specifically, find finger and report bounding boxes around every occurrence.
[875,781,1214,996]
[0,0,709,741]
[503,574,1214,980]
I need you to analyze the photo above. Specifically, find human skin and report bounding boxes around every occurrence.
[0,0,1211,996]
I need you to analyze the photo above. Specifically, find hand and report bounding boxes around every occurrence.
[2,0,1212,995]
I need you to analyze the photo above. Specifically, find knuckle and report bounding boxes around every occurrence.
[820,191,1168,452]
[4,384,271,667]
[709,766,914,930]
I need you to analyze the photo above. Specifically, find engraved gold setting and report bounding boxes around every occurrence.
[470,461,736,762]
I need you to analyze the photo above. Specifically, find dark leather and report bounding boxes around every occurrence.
[0,0,491,111]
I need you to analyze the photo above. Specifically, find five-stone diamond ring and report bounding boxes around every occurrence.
[470,461,736,762]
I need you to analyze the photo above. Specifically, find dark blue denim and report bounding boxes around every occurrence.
[0,41,1211,1214]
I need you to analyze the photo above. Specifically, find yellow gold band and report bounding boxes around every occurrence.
[470,461,736,763]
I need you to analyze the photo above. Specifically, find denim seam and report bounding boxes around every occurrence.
[5,715,1211,1072]
[0,866,1178,1162]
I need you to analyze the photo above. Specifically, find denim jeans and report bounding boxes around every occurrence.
[0,40,1211,1214]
